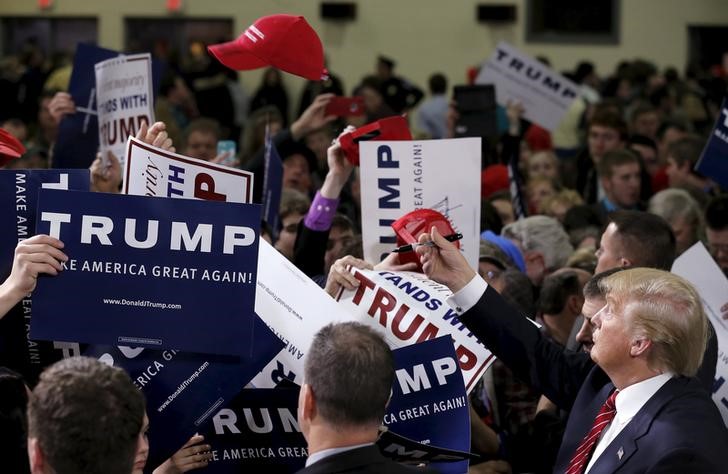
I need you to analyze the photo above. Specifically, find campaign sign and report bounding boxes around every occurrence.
[476,42,579,131]
[123,137,254,203]
[262,131,283,234]
[250,240,359,388]
[0,170,89,384]
[202,388,308,473]
[359,138,481,270]
[336,269,495,394]
[696,97,728,189]
[84,313,284,468]
[53,43,118,169]
[383,337,471,473]
[378,429,477,465]
[31,189,262,356]
[671,242,728,425]
[95,53,155,167]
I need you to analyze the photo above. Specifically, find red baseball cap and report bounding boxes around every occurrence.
[338,116,412,166]
[481,164,509,198]
[208,14,327,81]
[0,128,26,167]
[391,209,458,272]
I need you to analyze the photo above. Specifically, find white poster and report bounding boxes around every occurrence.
[95,53,155,167]
[672,242,728,425]
[336,268,495,393]
[123,137,254,203]
[476,42,579,131]
[359,138,481,271]
[250,240,359,388]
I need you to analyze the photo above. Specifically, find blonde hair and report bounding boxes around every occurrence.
[541,189,584,219]
[599,268,708,376]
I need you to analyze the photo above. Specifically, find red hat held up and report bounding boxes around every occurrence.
[208,14,328,81]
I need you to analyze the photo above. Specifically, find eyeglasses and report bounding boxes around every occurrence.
[481,269,502,282]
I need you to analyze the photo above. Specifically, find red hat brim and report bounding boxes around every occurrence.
[0,128,26,166]
[208,39,269,71]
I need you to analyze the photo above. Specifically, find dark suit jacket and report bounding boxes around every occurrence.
[295,445,436,474]
[461,286,728,473]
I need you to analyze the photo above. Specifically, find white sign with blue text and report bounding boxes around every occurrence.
[95,53,155,167]
[123,137,254,203]
[336,269,495,394]
[671,242,728,425]
[359,138,481,271]
[476,41,579,131]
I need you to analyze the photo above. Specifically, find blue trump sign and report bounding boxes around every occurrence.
[203,387,308,473]
[84,314,284,469]
[696,97,728,189]
[383,336,471,473]
[31,189,262,356]
[0,170,89,384]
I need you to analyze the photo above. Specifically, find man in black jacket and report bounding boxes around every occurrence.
[296,322,434,474]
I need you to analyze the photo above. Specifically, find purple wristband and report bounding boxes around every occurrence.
[304,191,340,231]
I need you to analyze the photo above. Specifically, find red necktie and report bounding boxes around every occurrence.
[565,389,619,474]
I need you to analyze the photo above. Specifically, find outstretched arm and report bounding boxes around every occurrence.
[0,235,67,318]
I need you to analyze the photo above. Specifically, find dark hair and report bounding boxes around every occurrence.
[539,271,582,314]
[500,269,535,317]
[182,117,221,147]
[480,200,504,235]
[331,213,354,233]
[583,267,627,299]
[589,110,628,141]
[27,357,145,474]
[0,367,30,474]
[428,73,447,95]
[305,322,394,427]
[378,55,395,70]
[629,102,658,123]
[356,75,384,97]
[667,135,705,169]
[277,140,318,174]
[608,210,676,270]
[656,119,690,140]
[628,134,657,152]
[597,149,640,178]
[706,195,728,231]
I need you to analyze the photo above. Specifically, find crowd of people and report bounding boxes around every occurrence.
[1,20,728,474]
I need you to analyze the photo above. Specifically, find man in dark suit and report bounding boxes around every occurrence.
[417,228,728,473]
[296,322,435,474]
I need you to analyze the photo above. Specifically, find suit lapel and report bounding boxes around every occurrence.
[555,371,614,470]
[587,378,683,473]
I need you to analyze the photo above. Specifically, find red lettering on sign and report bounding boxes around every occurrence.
[194,173,226,201]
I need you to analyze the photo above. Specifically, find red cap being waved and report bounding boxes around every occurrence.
[208,14,327,81]
[0,128,26,167]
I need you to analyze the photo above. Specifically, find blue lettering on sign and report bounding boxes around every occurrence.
[378,178,400,209]
[377,145,398,169]
[167,165,185,197]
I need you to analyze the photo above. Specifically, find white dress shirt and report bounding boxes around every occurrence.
[585,373,673,472]
[305,442,373,467]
